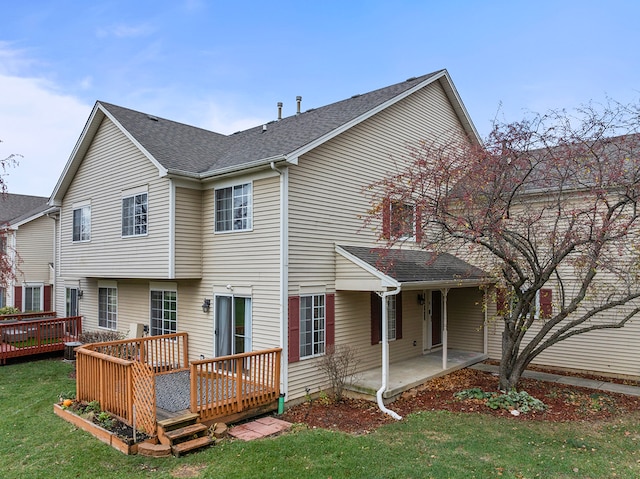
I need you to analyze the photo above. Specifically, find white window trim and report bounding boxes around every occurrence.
[213,293,253,356]
[299,293,326,360]
[23,283,44,312]
[390,200,417,241]
[98,283,118,330]
[214,181,253,234]
[72,203,91,243]
[121,189,149,238]
[150,288,178,336]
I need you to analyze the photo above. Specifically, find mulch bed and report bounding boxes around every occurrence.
[281,368,640,435]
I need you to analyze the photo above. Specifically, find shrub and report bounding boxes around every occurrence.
[79,330,125,344]
[0,306,20,316]
[316,344,360,401]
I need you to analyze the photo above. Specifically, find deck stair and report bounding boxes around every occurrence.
[157,413,213,457]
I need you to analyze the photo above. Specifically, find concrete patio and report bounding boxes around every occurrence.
[349,349,488,401]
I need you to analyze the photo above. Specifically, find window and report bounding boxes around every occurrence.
[98,287,117,329]
[496,287,553,319]
[66,288,79,317]
[24,284,43,312]
[0,287,5,308]
[150,290,177,336]
[300,294,325,359]
[391,201,415,239]
[215,183,252,232]
[382,198,421,241]
[122,193,148,237]
[370,292,403,344]
[72,205,91,242]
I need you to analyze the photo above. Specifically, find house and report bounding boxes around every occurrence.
[48,69,491,406]
[0,193,57,312]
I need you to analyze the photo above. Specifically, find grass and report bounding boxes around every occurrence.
[2,357,640,478]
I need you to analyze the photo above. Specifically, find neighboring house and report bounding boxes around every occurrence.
[0,193,57,312]
[48,69,491,403]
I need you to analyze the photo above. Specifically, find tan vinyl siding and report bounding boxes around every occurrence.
[59,117,171,279]
[447,287,484,352]
[15,215,55,284]
[174,187,203,278]
[286,80,472,399]
[197,174,281,356]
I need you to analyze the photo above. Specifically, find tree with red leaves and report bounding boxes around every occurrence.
[369,100,640,391]
[0,140,20,292]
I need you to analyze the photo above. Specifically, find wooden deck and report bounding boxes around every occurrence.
[0,313,82,364]
[74,333,281,436]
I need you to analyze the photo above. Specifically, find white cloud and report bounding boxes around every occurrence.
[198,100,269,135]
[0,74,90,196]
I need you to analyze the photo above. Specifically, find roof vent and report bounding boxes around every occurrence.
[406,76,417,82]
[277,102,283,121]
[147,115,159,121]
[296,96,302,116]
[351,94,361,99]
[262,124,267,133]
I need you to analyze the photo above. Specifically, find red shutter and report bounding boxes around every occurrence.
[396,292,403,340]
[288,296,300,363]
[496,287,507,315]
[44,285,52,312]
[326,293,335,349]
[415,205,423,243]
[540,288,552,318]
[14,286,22,311]
[382,198,391,240]
[370,292,381,345]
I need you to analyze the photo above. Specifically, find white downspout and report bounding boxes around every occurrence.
[442,288,449,370]
[271,162,289,398]
[377,286,402,420]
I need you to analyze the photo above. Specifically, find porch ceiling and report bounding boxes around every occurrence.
[335,245,491,291]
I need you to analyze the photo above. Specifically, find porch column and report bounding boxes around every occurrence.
[442,288,449,370]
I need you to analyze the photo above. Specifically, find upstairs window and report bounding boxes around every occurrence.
[122,192,148,237]
[72,205,91,242]
[215,183,252,232]
[382,199,421,241]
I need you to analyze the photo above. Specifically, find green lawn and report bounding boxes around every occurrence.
[2,357,640,479]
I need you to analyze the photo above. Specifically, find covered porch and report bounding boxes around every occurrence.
[335,245,492,406]
[350,348,487,400]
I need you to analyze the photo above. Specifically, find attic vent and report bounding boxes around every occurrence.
[406,76,418,82]
[351,94,361,99]
[147,115,159,121]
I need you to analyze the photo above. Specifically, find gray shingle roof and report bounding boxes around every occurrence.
[98,71,443,175]
[0,193,50,225]
[339,245,488,284]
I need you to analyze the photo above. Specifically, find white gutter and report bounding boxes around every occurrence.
[271,161,289,398]
[377,286,403,420]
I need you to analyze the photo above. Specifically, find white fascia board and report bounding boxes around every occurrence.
[196,155,288,180]
[335,245,400,288]
[10,206,60,229]
[438,70,483,145]
[285,71,450,163]
[399,278,494,290]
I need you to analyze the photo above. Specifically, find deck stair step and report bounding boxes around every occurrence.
[163,423,208,442]
[157,413,199,433]
[157,413,213,456]
[172,435,214,457]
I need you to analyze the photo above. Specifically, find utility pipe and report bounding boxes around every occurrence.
[377,286,402,420]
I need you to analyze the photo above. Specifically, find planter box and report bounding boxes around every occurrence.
[53,404,154,455]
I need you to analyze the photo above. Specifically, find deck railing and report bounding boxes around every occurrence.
[76,333,189,435]
[190,348,282,422]
[0,315,82,364]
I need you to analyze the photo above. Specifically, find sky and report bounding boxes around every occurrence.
[1,0,639,197]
